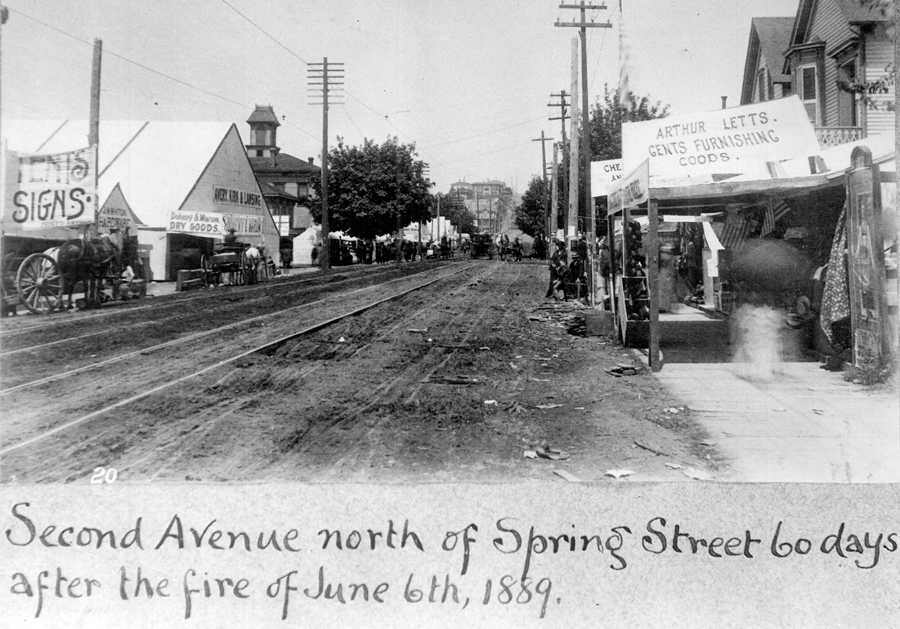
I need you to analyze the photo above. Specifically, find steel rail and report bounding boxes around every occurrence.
[0,264,473,456]
[0,263,469,395]
[0,260,449,337]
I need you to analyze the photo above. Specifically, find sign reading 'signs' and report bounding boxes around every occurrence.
[3,146,97,231]
[621,95,821,177]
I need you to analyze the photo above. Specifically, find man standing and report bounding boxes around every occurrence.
[545,240,564,298]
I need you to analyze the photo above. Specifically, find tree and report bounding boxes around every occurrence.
[589,84,670,161]
[309,137,433,240]
[515,176,549,238]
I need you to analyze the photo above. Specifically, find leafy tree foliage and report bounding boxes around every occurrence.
[309,137,433,240]
[589,84,670,161]
[515,176,549,238]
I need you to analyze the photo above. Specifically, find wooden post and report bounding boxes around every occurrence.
[846,146,888,366]
[647,198,660,371]
[89,38,102,225]
[608,212,617,327]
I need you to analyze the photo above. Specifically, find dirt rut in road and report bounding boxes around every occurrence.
[1,261,718,484]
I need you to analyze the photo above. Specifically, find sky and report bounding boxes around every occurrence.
[0,0,803,195]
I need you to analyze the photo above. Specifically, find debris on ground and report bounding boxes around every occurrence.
[634,439,668,456]
[683,467,715,481]
[700,440,716,447]
[484,400,498,405]
[553,469,580,482]
[606,364,638,377]
[665,462,684,470]
[605,469,635,479]
[535,403,563,409]
[504,401,528,414]
[338,337,346,343]
[422,375,481,385]
[534,446,570,460]
[407,328,427,333]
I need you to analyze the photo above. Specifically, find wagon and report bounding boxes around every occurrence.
[1,249,65,315]
[470,234,494,259]
[200,245,249,287]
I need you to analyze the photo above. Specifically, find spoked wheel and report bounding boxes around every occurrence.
[16,253,65,315]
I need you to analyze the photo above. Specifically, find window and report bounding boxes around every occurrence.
[256,150,263,157]
[798,65,819,125]
[837,57,858,127]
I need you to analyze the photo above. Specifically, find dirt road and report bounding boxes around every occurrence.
[0,260,717,483]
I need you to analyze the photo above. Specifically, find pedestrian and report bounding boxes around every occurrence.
[245,242,261,284]
[280,246,293,273]
[311,242,319,267]
[545,240,565,298]
[224,228,238,247]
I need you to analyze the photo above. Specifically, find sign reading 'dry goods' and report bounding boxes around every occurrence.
[621,95,820,177]
[608,159,649,215]
[168,210,224,237]
[3,147,97,231]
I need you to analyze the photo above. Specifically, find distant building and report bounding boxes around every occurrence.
[449,179,513,233]
[245,105,321,237]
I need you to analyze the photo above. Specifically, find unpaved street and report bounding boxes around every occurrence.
[1,261,717,483]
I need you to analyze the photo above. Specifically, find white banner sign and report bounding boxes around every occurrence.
[621,95,821,177]
[222,213,263,237]
[608,159,649,215]
[590,159,623,197]
[3,147,97,231]
[167,210,224,238]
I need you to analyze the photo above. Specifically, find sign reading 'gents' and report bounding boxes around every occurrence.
[2,146,97,231]
[622,95,821,176]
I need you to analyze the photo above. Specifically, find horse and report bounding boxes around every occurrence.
[55,230,125,309]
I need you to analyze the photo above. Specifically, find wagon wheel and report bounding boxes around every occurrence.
[16,253,64,315]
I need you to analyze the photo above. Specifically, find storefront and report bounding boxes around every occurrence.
[98,122,281,280]
[605,98,897,371]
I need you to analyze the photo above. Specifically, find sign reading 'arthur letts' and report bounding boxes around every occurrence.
[213,187,262,207]
[621,95,820,177]
[2,146,97,231]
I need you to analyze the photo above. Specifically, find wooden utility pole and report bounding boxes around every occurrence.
[308,58,344,271]
[532,131,554,238]
[0,5,7,158]
[556,1,611,303]
[550,143,559,242]
[548,90,570,240]
[89,38,102,225]
[565,37,579,265]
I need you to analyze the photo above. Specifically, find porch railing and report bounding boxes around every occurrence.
[815,126,864,147]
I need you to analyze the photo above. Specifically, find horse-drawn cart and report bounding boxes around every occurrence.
[200,245,249,287]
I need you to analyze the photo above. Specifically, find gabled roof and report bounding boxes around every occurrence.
[741,17,795,104]
[249,151,320,175]
[833,0,891,23]
[789,0,888,50]
[258,181,302,201]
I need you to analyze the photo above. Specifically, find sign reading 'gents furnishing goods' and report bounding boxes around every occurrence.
[621,95,821,177]
[2,147,97,231]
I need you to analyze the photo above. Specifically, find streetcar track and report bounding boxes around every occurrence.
[0,263,471,395]
[0,264,476,457]
[0,260,448,338]
[285,265,505,470]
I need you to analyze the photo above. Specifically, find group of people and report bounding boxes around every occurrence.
[496,234,523,261]
[544,237,588,302]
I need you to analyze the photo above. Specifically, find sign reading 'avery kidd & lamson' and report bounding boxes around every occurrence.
[621,95,821,177]
[213,187,262,207]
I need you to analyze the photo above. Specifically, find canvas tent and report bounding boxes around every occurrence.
[3,120,281,280]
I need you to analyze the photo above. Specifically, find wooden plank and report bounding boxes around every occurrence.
[648,198,661,372]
